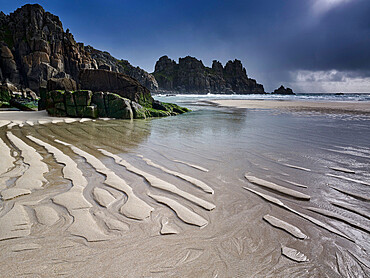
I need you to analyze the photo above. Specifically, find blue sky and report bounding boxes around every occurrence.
[1,0,369,92]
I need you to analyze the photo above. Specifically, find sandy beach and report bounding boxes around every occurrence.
[211,99,370,114]
[0,101,369,277]
[1,0,370,276]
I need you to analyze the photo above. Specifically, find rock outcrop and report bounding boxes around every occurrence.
[0,4,157,93]
[0,82,38,110]
[153,56,265,94]
[79,69,153,107]
[272,85,295,95]
[45,90,189,119]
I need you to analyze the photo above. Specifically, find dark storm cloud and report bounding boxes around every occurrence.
[1,0,369,92]
[275,0,370,73]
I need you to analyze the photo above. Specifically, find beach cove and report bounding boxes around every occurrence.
[0,96,369,277]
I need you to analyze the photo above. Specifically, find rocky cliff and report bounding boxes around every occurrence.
[0,4,157,93]
[153,56,265,94]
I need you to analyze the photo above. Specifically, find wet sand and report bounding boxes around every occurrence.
[211,99,370,114]
[0,105,369,277]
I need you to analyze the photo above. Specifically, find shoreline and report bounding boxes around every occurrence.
[210,99,370,114]
[1,99,370,127]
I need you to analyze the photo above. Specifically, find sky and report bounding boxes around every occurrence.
[1,0,370,93]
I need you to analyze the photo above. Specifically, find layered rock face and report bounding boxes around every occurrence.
[0,4,157,93]
[153,56,265,94]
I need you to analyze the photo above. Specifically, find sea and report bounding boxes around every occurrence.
[154,92,370,102]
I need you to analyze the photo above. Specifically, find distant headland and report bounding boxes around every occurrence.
[152,55,265,94]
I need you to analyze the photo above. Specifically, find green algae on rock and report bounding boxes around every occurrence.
[44,90,189,119]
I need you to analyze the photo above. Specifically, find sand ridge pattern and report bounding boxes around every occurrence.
[0,120,215,246]
[0,110,369,277]
[243,187,352,241]
[140,155,214,194]
[0,137,15,175]
[99,149,216,211]
[55,139,154,221]
[26,136,108,241]
[1,132,48,200]
[244,174,311,200]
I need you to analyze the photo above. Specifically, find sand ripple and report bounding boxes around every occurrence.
[326,173,370,186]
[0,137,15,175]
[173,159,209,172]
[244,175,310,200]
[56,140,154,220]
[1,132,48,199]
[263,214,308,239]
[148,192,208,227]
[99,149,216,211]
[243,187,352,241]
[0,204,31,241]
[306,207,370,234]
[283,163,311,172]
[330,186,370,201]
[331,201,370,220]
[140,155,214,194]
[281,246,308,262]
